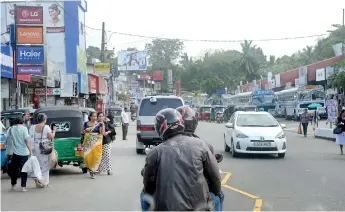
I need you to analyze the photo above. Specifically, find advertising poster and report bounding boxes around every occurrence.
[77,46,87,74]
[78,73,89,94]
[17,46,44,64]
[17,65,43,75]
[46,60,55,87]
[117,50,148,71]
[16,26,44,44]
[60,73,73,97]
[4,2,66,81]
[152,70,163,81]
[168,69,173,85]
[326,100,338,123]
[1,45,14,79]
[15,6,43,24]
[316,68,325,81]
[94,63,110,73]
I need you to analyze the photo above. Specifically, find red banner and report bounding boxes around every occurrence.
[16,6,43,25]
[96,100,103,112]
[88,74,98,93]
[152,70,163,81]
[97,77,106,94]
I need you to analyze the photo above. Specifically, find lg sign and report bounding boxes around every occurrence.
[17,46,44,64]
[16,6,43,24]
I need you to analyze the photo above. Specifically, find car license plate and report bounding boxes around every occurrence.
[253,142,271,147]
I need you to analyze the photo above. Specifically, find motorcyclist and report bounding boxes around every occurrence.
[141,108,222,211]
[176,105,215,154]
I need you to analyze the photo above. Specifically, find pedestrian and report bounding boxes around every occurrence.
[335,109,345,154]
[82,112,105,179]
[121,107,129,140]
[23,112,31,131]
[300,109,311,137]
[29,113,56,188]
[313,109,319,129]
[6,117,32,192]
[97,112,116,175]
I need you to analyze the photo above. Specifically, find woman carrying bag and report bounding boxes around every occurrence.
[334,110,345,155]
[29,113,56,188]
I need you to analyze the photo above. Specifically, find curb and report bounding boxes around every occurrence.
[314,136,336,141]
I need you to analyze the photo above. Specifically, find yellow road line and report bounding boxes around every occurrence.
[222,184,258,199]
[221,172,232,185]
[253,199,263,212]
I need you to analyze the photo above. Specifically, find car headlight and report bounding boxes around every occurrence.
[236,131,248,138]
[275,131,285,139]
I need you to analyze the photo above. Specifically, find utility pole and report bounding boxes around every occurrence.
[342,9,344,57]
[100,22,105,62]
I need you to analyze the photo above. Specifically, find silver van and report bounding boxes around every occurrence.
[136,95,184,154]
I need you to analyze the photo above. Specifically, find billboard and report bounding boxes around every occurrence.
[17,46,44,64]
[77,46,87,74]
[117,50,148,71]
[16,6,43,25]
[168,69,173,85]
[16,26,43,44]
[152,70,163,81]
[0,45,13,79]
[94,63,110,73]
[45,3,65,33]
[316,68,325,81]
[17,65,43,75]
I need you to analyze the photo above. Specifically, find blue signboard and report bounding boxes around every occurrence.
[17,46,44,64]
[216,88,226,95]
[252,90,274,96]
[78,73,89,94]
[0,45,14,79]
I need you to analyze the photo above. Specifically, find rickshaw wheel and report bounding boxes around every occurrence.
[82,168,88,173]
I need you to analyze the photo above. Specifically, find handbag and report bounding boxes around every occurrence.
[36,125,53,155]
[333,127,343,135]
[297,124,302,134]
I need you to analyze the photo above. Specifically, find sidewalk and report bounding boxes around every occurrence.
[283,120,335,140]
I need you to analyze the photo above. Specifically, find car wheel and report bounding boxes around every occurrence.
[231,140,238,158]
[224,135,230,152]
[278,153,285,158]
[136,148,144,154]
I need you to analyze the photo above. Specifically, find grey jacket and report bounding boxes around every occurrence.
[142,134,222,211]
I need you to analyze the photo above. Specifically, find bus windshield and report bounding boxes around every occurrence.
[300,90,325,101]
[252,94,276,105]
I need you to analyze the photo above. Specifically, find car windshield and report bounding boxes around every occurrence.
[215,107,224,113]
[236,113,279,127]
[139,98,183,116]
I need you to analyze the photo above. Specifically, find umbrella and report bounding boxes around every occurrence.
[308,103,322,109]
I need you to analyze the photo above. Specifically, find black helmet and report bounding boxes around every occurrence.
[154,108,185,140]
[176,106,198,133]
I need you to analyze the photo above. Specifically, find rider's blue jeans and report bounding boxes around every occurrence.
[140,191,224,211]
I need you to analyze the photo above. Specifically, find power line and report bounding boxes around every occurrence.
[55,2,328,43]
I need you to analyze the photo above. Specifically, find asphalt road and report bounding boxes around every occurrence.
[2,119,345,211]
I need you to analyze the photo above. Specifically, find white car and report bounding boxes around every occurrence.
[224,111,287,158]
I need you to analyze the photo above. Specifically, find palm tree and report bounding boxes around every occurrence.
[236,40,260,81]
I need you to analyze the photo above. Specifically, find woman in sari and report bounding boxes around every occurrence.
[82,112,105,179]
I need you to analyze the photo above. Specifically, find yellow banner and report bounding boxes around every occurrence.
[94,63,110,73]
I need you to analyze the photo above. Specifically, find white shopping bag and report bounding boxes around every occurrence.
[22,156,42,180]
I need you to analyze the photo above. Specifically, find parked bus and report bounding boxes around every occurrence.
[275,85,326,120]
[227,92,252,106]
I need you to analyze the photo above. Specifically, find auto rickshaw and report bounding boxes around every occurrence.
[213,105,225,123]
[198,105,212,121]
[105,107,122,127]
[33,106,88,173]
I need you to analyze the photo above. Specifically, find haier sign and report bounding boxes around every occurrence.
[17,46,44,64]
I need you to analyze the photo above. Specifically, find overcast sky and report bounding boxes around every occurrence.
[85,0,345,58]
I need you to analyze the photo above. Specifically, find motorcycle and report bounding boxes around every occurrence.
[131,112,137,121]
[216,113,223,124]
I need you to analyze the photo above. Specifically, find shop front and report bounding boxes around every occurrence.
[96,76,107,112]
[78,73,89,108]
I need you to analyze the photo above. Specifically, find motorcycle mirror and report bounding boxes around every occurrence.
[215,154,223,163]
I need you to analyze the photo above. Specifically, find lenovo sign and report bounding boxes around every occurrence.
[16,26,43,44]
[16,6,43,24]
[17,46,44,64]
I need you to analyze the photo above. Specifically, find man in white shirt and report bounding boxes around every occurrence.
[121,107,129,140]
